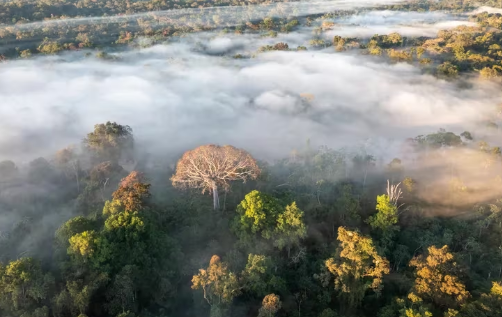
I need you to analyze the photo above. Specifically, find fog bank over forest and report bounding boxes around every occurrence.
[3,0,404,32]
[1,7,500,163]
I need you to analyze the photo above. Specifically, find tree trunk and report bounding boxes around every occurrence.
[102,178,110,201]
[212,182,220,210]
[223,190,227,213]
[72,160,80,193]
[75,169,80,193]
[362,161,368,192]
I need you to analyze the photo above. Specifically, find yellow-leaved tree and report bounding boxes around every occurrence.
[409,245,470,309]
[258,294,282,317]
[192,255,241,316]
[324,227,390,309]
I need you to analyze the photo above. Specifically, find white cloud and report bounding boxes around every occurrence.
[0,34,500,164]
[324,20,477,38]
[323,10,477,38]
[467,6,502,15]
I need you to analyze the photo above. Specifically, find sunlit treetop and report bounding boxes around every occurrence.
[258,293,282,317]
[171,144,260,209]
[325,227,390,308]
[192,255,241,306]
[409,245,470,308]
[111,171,151,213]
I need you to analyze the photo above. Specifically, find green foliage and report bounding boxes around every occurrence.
[241,254,285,297]
[192,255,240,307]
[437,62,459,79]
[234,190,307,254]
[261,17,275,30]
[325,227,390,308]
[367,40,383,55]
[235,190,283,240]
[472,13,502,29]
[459,281,502,316]
[2,5,502,312]
[367,194,400,253]
[105,266,138,315]
[274,202,307,251]
[56,217,95,248]
[379,294,434,317]
[387,48,413,61]
[283,19,299,32]
[309,38,329,48]
[83,122,134,163]
[0,258,54,315]
[69,230,99,259]
[19,49,32,58]
[66,273,109,315]
[241,254,270,296]
[480,65,502,79]
[368,195,399,231]
[258,42,289,52]
[37,38,63,54]
[334,184,361,226]
[0,119,501,317]
[415,129,462,149]
[319,308,338,317]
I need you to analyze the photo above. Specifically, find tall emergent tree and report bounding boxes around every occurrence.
[171,145,261,210]
[83,122,134,163]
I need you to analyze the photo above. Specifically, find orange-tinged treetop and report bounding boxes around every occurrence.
[171,144,260,193]
[111,171,151,213]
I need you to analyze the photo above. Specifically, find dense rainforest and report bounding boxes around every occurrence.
[0,121,501,317]
[1,0,502,316]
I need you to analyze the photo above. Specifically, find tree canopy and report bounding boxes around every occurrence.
[171,145,260,209]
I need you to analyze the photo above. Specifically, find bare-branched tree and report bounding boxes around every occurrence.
[387,179,403,208]
[171,145,261,210]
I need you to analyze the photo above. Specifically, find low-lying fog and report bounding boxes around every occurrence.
[0,3,500,165]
